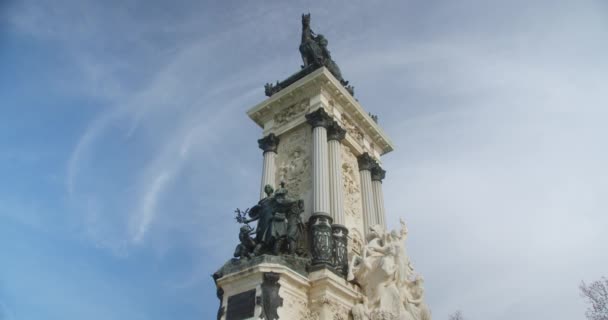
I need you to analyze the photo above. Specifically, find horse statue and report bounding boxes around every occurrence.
[298,14,351,93]
[299,13,324,68]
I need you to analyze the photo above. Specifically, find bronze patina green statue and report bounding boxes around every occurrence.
[233,183,305,258]
[265,14,354,97]
[298,14,350,89]
[247,185,276,256]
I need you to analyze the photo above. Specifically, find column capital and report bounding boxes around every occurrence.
[258,133,280,153]
[305,108,333,129]
[357,152,377,171]
[327,121,346,142]
[371,165,386,182]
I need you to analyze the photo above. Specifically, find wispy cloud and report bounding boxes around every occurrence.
[4,1,608,319]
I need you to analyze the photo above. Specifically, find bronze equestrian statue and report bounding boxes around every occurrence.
[298,14,350,89]
[265,14,354,97]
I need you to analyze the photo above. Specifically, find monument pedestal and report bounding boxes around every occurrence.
[308,267,360,319]
[215,256,359,320]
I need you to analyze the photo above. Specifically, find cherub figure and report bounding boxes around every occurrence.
[233,225,256,259]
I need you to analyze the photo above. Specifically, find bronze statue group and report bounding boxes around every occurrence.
[234,183,305,259]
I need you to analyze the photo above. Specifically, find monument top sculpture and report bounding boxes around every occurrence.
[265,14,354,97]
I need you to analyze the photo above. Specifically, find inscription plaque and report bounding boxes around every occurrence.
[226,289,256,320]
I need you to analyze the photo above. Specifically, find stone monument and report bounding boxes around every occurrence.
[213,14,431,320]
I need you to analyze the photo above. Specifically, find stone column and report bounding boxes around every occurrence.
[327,121,346,225]
[305,108,333,216]
[327,121,348,276]
[357,153,377,236]
[258,133,280,199]
[306,108,334,270]
[371,165,387,229]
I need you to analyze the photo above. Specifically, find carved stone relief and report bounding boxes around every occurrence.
[275,125,312,218]
[341,143,366,270]
[341,114,364,143]
[341,144,363,223]
[274,99,310,127]
[348,222,432,320]
[280,289,316,320]
[325,298,351,320]
[348,228,363,259]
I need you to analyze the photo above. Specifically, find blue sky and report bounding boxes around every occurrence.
[1,0,607,319]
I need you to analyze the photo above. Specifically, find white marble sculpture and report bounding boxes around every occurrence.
[348,220,431,320]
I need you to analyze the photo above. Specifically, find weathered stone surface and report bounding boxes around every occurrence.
[273,99,309,127]
[275,125,312,220]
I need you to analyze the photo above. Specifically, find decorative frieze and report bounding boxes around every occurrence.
[340,114,364,142]
[274,99,309,127]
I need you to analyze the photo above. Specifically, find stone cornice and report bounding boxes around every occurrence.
[247,67,394,155]
[371,165,386,182]
[326,121,346,141]
[357,152,377,171]
[305,108,333,129]
[258,133,280,153]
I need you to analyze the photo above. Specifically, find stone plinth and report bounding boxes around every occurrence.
[308,267,360,320]
[214,256,361,320]
[214,256,311,320]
